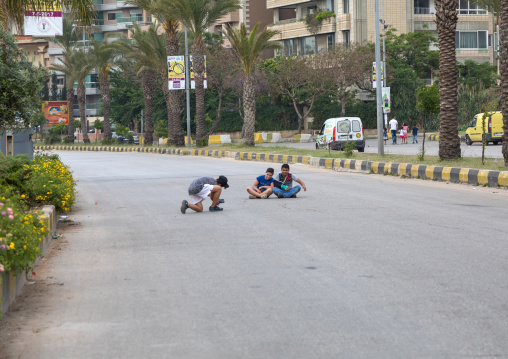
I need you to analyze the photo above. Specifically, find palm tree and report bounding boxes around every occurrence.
[111,22,159,145]
[49,47,78,142]
[89,39,115,140]
[223,22,281,146]
[72,49,95,143]
[165,0,241,144]
[435,0,461,159]
[500,0,508,165]
[128,0,185,146]
[1,0,95,31]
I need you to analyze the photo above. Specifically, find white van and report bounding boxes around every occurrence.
[315,117,365,152]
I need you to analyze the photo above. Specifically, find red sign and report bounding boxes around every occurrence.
[42,101,69,125]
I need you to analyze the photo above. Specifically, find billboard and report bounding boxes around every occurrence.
[42,101,69,125]
[372,62,384,88]
[382,87,391,113]
[167,56,207,90]
[24,2,63,36]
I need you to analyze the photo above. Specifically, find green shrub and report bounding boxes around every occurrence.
[0,187,47,275]
[0,155,31,195]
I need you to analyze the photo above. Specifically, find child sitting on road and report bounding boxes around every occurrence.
[247,168,274,199]
[272,163,307,198]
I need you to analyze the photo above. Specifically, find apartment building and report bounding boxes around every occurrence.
[213,0,273,49]
[268,0,496,65]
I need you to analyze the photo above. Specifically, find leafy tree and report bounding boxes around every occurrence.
[0,25,46,130]
[166,0,242,143]
[223,22,281,146]
[435,0,461,159]
[109,69,144,128]
[73,49,95,143]
[50,72,59,100]
[457,59,498,88]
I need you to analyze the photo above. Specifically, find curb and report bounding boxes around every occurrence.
[1,205,56,315]
[34,145,508,188]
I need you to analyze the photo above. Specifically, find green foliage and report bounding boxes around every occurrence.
[50,72,59,101]
[109,70,144,127]
[73,119,81,130]
[0,155,31,195]
[457,59,498,88]
[0,188,46,275]
[457,84,500,130]
[94,120,104,131]
[305,10,335,34]
[344,141,355,157]
[115,125,129,136]
[416,83,440,116]
[0,25,47,130]
[315,11,335,21]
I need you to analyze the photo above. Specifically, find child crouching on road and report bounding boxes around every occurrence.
[181,175,229,213]
[247,168,274,199]
[272,163,307,198]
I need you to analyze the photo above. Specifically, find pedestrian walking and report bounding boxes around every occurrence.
[389,117,398,144]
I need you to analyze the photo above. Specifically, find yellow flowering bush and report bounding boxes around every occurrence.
[0,188,47,274]
[26,154,76,212]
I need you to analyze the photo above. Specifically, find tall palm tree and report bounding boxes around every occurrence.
[72,49,95,143]
[223,22,281,146]
[500,0,508,165]
[111,22,159,145]
[165,0,241,144]
[1,0,95,31]
[49,47,78,142]
[89,39,115,140]
[435,0,461,159]
[127,0,185,146]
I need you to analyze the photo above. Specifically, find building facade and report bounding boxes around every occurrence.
[267,0,496,65]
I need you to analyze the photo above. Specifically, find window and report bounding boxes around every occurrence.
[343,0,349,14]
[458,0,487,14]
[325,0,334,11]
[281,39,297,56]
[352,120,361,132]
[307,6,317,15]
[327,33,335,50]
[57,77,64,85]
[343,30,350,48]
[414,0,430,14]
[455,31,488,49]
[300,36,317,55]
[107,12,116,21]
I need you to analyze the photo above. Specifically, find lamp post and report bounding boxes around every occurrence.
[375,0,384,155]
[185,26,191,147]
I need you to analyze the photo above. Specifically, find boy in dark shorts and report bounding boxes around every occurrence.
[246,168,274,199]
[272,163,307,198]
[181,175,229,213]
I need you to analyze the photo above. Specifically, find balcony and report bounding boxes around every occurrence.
[217,10,239,24]
[266,0,312,9]
[269,17,335,40]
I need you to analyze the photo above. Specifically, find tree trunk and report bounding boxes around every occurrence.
[435,0,461,159]
[501,0,508,165]
[192,41,206,143]
[100,71,112,140]
[142,71,156,146]
[243,75,256,146]
[77,81,90,143]
[165,31,185,146]
[66,77,75,143]
[208,87,223,135]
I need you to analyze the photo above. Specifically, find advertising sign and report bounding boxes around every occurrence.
[382,87,391,113]
[190,56,207,90]
[24,2,63,36]
[42,101,69,125]
[372,62,384,88]
[168,56,185,90]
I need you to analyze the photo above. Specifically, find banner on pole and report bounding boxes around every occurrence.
[42,101,69,125]
[24,2,63,36]
[168,56,185,90]
[190,56,207,89]
[382,87,391,113]
[372,62,384,88]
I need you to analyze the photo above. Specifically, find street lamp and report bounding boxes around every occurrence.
[375,0,383,155]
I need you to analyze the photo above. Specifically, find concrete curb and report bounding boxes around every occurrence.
[1,205,56,315]
[34,145,508,188]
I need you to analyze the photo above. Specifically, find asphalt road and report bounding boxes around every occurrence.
[1,151,508,359]
[259,138,506,158]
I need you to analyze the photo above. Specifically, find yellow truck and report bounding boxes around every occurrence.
[465,111,504,145]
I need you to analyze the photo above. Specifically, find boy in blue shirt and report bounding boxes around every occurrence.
[247,168,274,199]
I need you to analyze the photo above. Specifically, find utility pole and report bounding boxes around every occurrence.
[382,0,388,127]
[375,0,384,155]
[185,26,191,148]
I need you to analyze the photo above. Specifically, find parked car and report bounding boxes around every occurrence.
[315,117,365,152]
[127,131,139,145]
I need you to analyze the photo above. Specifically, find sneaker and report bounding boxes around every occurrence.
[180,200,188,214]
[290,194,297,198]
[249,194,256,199]
[209,205,223,212]
[277,194,284,198]
[261,194,268,199]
